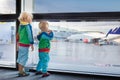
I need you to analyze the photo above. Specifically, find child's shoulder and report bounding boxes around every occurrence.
[19,24,29,27]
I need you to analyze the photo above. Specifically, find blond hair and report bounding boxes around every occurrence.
[18,12,33,22]
[39,20,49,29]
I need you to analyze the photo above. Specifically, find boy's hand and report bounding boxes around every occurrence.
[48,30,52,34]
[30,44,34,51]
[48,30,52,32]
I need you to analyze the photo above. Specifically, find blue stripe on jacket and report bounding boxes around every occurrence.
[26,24,34,44]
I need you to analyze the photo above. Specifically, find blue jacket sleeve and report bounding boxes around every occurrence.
[37,33,42,40]
[26,24,34,44]
[42,31,54,40]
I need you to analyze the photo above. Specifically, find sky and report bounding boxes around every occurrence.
[0,0,120,13]
[34,0,120,13]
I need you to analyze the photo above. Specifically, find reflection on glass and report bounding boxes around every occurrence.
[0,0,16,14]
[27,21,120,76]
[0,22,16,68]
[34,0,120,13]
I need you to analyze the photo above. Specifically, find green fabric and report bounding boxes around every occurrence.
[38,32,53,49]
[39,38,50,49]
[18,25,30,44]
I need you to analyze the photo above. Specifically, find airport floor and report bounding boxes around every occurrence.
[0,68,119,80]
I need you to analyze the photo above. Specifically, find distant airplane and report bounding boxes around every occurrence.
[67,28,120,45]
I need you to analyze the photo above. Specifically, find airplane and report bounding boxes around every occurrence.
[66,27,120,46]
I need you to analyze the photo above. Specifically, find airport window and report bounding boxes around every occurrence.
[0,0,16,14]
[0,0,120,77]
[33,0,120,13]
[0,22,16,68]
[26,21,120,76]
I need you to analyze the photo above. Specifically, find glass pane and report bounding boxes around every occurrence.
[0,22,16,68]
[26,21,120,76]
[0,0,16,14]
[33,0,120,13]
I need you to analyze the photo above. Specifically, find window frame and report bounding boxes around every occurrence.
[0,0,120,70]
[31,0,120,21]
[33,12,120,21]
[0,0,21,68]
[0,0,21,21]
[30,0,120,76]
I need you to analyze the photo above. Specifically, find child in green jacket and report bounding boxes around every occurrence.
[17,12,34,77]
[36,21,53,77]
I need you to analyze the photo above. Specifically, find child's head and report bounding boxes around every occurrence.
[18,12,33,23]
[39,20,49,32]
